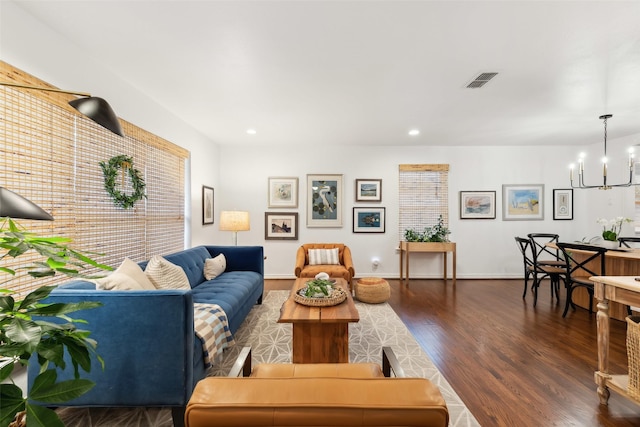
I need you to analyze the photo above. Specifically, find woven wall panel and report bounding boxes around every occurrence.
[1,62,188,297]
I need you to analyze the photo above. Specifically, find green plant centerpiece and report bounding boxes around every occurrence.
[404,215,451,242]
[0,218,111,427]
[301,278,335,298]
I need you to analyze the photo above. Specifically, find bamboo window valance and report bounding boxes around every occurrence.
[398,164,450,239]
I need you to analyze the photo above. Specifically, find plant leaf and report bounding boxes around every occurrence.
[30,376,95,404]
[25,402,65,427]
[0,383,26,427]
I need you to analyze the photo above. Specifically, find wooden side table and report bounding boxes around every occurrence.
[399,241,456,285]
[590,275,640,406]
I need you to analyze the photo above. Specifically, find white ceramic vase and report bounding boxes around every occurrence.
[601,239,619,249]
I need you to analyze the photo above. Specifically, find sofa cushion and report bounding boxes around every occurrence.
[94,258,156,290]
[204,254,226,280]
[145,255,191,290]
[191,271,263,334]
[308,248,340,265]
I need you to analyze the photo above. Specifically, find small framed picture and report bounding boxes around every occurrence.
[355,179,382,202]
[202,186,214,225]
[459,191,496,219]
[553,189,573,220]
[502,184,544,221]
[265,212,299,240]
[352,207,385,233]
[268,177,298,208]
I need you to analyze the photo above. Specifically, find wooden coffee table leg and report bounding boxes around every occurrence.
[292,323,349,363]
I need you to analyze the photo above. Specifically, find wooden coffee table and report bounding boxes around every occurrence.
[278,278,359,363]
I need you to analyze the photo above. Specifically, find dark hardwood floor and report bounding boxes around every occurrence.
[265,278,640,427]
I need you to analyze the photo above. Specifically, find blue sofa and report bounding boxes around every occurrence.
[28,245,264,426]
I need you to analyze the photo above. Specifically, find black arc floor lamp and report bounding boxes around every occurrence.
[0,187,53,221]
[0,81,124,137]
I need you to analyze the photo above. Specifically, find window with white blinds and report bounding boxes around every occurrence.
[0,61,189,297]
[398,164,449,239]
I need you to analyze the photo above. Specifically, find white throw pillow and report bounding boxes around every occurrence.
[94,257,156,290]
[308,248,340,265]
[144,255,191,290]
[204,254,226,280]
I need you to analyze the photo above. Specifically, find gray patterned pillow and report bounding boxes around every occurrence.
[145,255,190,290]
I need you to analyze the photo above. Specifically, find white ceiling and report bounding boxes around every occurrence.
[10,0,640,148]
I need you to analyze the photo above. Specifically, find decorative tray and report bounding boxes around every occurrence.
[294,287,347,307]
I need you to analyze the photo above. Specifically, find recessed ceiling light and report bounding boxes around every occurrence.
[408,129,420,136]
[246,129,257,135]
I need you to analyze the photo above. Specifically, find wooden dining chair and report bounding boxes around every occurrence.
[514,237,535,299]
[618,237,640,248]
[556,242,607,318]
[515,236,563,306]
[527,233,564,267]
[529,236,566,306]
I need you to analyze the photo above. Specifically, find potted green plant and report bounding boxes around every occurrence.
[597,216,632,246]
[0,218,111,427]
[404,215,451,243]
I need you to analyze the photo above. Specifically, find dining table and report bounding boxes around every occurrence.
[549,242,640,321]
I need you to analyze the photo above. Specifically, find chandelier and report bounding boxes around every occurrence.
[570,114,635,190]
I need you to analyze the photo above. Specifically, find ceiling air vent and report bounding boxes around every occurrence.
[466,72,498,88]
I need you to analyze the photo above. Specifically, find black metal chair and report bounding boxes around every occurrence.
[618,237,640,248]
[515,236,564,306]
[556,242,607,317]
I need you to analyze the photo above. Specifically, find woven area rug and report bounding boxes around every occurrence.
[58,290,480,426]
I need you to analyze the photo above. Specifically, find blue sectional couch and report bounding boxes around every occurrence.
[28,245,264,426]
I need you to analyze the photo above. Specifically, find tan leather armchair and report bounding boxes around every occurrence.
[294,243,355,288]
[185,347,449,427]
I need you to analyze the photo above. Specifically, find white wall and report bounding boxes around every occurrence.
[3,1,639,279]
[219,142,639,279]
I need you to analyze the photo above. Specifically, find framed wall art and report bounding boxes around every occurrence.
[459,191,496,219]
[265,212,298,240]
[353,207,385,233]
[307,174,343,227]
[355,179,382,202]
[502,184,544,221]
[268,177,298,208]
[202,186,214,225]
[553,188,573,220]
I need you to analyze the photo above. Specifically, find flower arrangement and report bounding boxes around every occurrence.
[597,217,633,242]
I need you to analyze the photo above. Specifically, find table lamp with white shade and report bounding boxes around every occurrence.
[219,211,250,246]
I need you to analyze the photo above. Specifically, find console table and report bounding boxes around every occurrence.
[590,275,640,406]
[398,241,456,285]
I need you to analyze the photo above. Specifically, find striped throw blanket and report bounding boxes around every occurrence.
[193,303,235,368]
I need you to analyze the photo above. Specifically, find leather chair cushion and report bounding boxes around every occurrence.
[186,377,449,427]
[251,362,385,378]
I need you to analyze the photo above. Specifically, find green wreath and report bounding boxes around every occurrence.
[99,155,146,209]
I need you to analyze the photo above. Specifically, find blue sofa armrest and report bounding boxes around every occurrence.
[28,284,197,407]
[204,246,264,276]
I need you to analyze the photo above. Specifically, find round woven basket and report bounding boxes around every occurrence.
[294,287,347,307]
[355,277,390,303]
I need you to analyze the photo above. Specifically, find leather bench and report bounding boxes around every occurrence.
[185,347,449,427]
